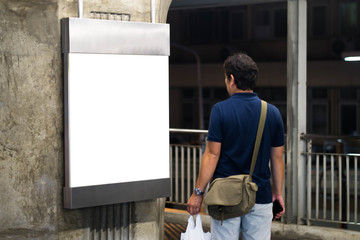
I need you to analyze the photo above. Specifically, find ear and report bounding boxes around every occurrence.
[230,74,236,86]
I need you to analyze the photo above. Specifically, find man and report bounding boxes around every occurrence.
[187,53,285,240]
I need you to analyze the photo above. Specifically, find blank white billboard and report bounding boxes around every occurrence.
[67,53,169,188]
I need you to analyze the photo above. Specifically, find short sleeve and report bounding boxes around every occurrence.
[271,107,285,147]
[207,104,222,143]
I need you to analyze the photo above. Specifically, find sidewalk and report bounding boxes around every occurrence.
[164,208,360,240]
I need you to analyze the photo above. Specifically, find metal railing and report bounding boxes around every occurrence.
[302,135,360,227]
[168,128,207,205]
[168,129,360,229]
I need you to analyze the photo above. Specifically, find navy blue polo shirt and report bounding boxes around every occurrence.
[207,92,285,204]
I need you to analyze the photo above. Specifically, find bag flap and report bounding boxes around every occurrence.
[203,175,254,206]
[249,182,258,191]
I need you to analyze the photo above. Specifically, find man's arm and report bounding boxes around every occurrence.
[187,141,221,215]
[270,145,285,219]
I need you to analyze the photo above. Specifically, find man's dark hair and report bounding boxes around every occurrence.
[223,53,259,90]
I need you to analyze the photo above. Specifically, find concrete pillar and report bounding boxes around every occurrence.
[0,0,172,239]
[286,0,307,224]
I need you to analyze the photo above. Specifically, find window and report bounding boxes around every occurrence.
[254,9,271,39]
[340,87,357,100]
[312,88,328,99]
[230,10,246,40]
[308,2,330,38]
[187,10,232,44]
[271,87,287,101]
[182,88,195,98]
[214,11,229,43]
[312,6,327,36]
[339,87,359,135]
[189,11,213,44]
[256,87,286,102]
[203,88,228,128]
[180,88,228,129]
[181,88,197,129]
[253,4,287,40]
[274,9,287,38]
[213,88,228,99]
[308,88,329,134]
[340,104,357,135]
[340,2,358,35]
[311,104,328,134]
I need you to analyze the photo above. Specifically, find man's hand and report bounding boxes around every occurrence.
[270,146,285,220]
[187,193,203,215]
[272,194,285,220]
[186,141,221,215]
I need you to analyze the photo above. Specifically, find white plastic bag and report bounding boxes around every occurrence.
[180,214,211,240]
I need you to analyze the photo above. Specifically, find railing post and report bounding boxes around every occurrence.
[306,139,312,226]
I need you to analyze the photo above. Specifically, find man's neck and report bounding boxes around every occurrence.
[234,89,253,94]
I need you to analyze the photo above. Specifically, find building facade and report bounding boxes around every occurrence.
[168,0,360,136]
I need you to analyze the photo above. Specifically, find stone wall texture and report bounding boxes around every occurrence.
[0,0,171,239]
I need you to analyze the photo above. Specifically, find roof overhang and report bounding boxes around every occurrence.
[170,0,287,10]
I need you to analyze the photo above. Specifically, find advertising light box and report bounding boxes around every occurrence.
[62,18,170,209]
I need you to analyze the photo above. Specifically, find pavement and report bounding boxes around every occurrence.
[164,221,297,240]
[164,208,360,240]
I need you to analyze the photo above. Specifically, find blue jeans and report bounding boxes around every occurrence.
[210,203,273,240]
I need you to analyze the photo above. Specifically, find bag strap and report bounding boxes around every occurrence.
[249,100,267,179]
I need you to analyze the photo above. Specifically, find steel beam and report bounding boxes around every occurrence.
[286,0,307,224]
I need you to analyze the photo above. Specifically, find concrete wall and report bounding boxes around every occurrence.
[0,0,171,239]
